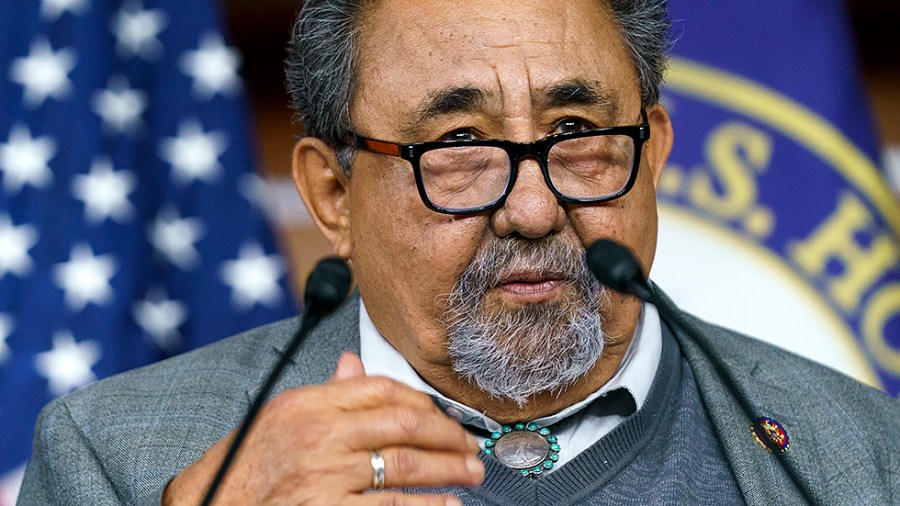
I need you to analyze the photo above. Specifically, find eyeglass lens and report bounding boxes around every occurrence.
[418,134,636,211]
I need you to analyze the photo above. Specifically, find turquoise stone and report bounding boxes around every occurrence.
[489,421,559,479]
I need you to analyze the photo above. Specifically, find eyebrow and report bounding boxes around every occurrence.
[401,86,486,136]
[399,79,619,137]
[540,79,618,115]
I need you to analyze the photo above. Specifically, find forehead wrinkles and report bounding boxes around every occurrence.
[488,49,536,136]
[354,0,624,133]
[468,10,579,136]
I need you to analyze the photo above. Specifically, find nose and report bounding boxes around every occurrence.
[490,157,566,239]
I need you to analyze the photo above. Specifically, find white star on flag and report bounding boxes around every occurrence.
[72,157,136,224]
[220,242,285,311]
[53,243,118,312]
[0,215,39,279]
[92,77,147,135]
[179,32,242,100]
[111,1,167,60]
[40,0,90,21]
[132,288,187,353]
[8,38,77,108]
[159,120,228,185]
[148,207,205,270]
[0,313,12,365]
[0,125,56,195]
[34,330,101,397]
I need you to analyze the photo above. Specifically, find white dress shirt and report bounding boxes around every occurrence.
[359,301,662,470]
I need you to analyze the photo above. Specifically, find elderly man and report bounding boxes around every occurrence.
[18,0,900,505]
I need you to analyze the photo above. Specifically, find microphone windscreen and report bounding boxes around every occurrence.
[585,239,645,296]
[304,257,352,312]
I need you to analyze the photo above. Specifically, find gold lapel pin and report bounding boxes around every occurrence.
[751,416,790,452]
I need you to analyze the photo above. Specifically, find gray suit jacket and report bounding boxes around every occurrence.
[18,291,900,505]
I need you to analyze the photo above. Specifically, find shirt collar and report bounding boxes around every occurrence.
[359,299,661,432]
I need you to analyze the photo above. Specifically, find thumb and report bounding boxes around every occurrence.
[329,351,366,381]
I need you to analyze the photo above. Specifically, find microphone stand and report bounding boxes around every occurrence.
[586,239,818,505]
[200,257,351,506]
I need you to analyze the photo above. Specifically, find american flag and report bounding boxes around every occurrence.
[0,0,297,502]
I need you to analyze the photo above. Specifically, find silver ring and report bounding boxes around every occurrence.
[370,449,385,490]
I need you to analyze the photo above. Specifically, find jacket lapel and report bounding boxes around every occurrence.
[662,305,808,505]
[655,286,885,505]
[246,293,361,404]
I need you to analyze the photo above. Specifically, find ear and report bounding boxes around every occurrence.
[292,138,352,259]
[644,104,674,188]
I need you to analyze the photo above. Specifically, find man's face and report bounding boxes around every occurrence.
[328,0,670,394]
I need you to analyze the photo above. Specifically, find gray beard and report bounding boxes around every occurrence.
[443,235,609,406]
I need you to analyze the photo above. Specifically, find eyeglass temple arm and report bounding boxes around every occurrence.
[352,135,401,156]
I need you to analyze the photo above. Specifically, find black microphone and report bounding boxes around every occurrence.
[201,256,352,506]
[585,239,653,303]
[584,238,816,504]
[586,238,722,370]
[302,256,355,325]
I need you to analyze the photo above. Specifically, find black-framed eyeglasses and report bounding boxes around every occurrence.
[350,110,650,215]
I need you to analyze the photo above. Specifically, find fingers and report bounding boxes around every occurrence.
[330,351,367,381]
[346,447,483,490]
[384,448,484,488]
[264,382,475,455]
[299,375,442,413]
[339,405,480,453]
[290,409,484,494]
[321,353,479,504]
[186,363,484,504]
[344,492,462,506]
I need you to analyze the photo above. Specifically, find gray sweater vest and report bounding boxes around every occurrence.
[407,322,746,505]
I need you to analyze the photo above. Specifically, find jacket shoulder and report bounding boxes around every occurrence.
[68,315,303,408]
[20,316,303,505]
[686,312,897,415]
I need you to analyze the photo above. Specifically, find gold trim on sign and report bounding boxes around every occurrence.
[666,57,900,236]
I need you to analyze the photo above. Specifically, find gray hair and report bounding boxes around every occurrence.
[285,0,670,175]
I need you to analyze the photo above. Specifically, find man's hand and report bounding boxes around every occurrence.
[162,352,484,505]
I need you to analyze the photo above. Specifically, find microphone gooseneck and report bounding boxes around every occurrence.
[201,256,352,506]
[584,238,816,505]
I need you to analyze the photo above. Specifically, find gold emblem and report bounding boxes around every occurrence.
[751,416,789,452]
